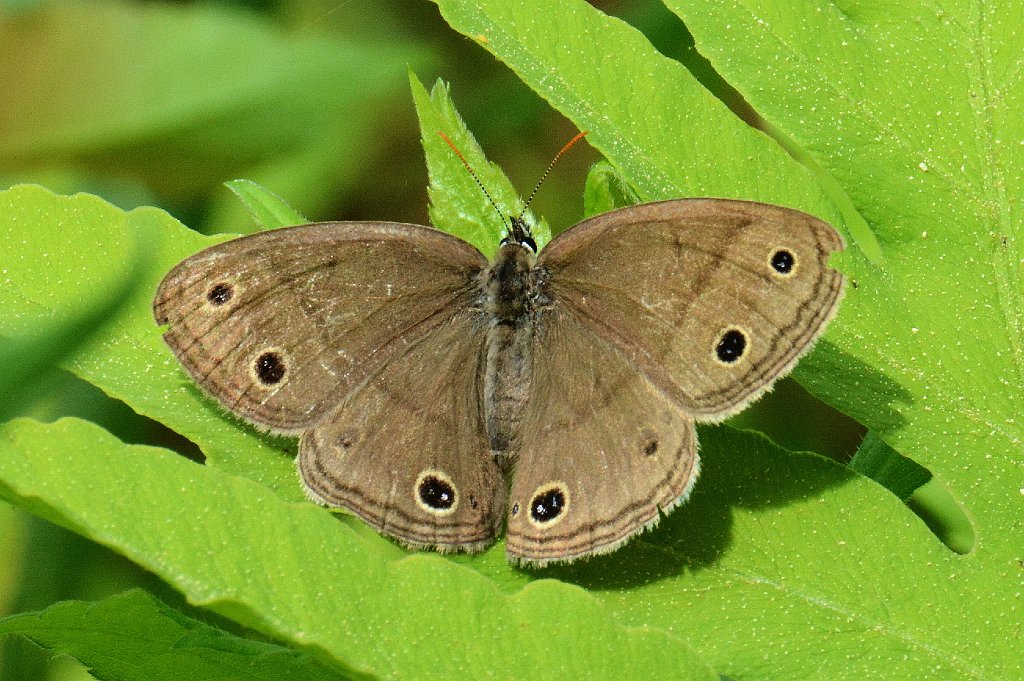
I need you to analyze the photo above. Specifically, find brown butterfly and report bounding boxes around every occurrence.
[153,148,844,566]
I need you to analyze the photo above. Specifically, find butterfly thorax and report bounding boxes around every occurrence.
[484,242,545,322]
[482,241,548,457]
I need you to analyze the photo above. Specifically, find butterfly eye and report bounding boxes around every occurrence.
[499,235,539,253]
[770,248,797,276]
[715,328,747,365]
[527,483,570,527]
[252,350,287,385]
[415,470,459,515]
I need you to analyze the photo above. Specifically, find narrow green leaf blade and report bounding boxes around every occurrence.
[411,72,550,255]
[583,161,640,217]
[850,432,931,501]
[224,180,308,231]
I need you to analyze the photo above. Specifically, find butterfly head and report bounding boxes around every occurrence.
[501,216,538,253]
[437,130,589,258]
[486,229,544,321]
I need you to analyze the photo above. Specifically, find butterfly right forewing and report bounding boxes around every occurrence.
[538,199,844,421]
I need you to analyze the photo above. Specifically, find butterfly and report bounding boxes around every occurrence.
[153,139,844,565]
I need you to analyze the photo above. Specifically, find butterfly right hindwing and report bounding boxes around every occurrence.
[504,303,699,565]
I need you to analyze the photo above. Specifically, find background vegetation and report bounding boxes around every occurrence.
[0,0,1019,679]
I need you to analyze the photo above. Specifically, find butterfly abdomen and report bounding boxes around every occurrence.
[483,319,531,456]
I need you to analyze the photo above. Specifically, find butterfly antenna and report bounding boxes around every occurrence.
[438,131,509,232]
[517,130,589,220]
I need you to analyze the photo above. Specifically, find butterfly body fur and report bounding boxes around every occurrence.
[482,242,542,457]
[153,199,844,566]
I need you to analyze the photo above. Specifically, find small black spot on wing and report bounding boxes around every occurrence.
[254,351,286,384]
[207,282,234,306]
[336,429,358,451]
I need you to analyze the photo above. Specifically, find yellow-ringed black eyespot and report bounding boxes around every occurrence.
[770,249,796,276]
[415,470,458,515]
[715,328,747,364]
[528,483,570,527]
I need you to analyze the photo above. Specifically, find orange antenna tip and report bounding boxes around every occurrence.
[437,131,509,230]
[518,130,589,218]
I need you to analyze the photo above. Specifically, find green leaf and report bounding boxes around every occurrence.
[4,0,1023,674]
[0,0,423,227]
[659,0,1024,555]
[410,72,550,256]
[906,478,977,556]
[0,590,353,681]
[850,431,931,501]
[0,417,715,681]
[583,160,641,217]
[430,0,1022,677]
[574,424,1013,679]
[224,180,309,231]
[0,243,148,422]
[0,185,298,496]
[431,0,840,213]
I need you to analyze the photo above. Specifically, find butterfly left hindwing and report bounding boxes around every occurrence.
[299,307,505,551]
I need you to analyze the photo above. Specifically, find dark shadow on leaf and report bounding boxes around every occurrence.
[797,339,911,437]
[529,348,911,590]
[526,425,859,589]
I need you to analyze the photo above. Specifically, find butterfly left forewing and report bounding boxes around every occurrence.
[505,305,698,565]
[299,308,505,552]
[153,222,487,433]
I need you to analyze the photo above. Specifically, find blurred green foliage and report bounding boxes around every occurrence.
[0,2,606,677]
[6,0,984,678]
